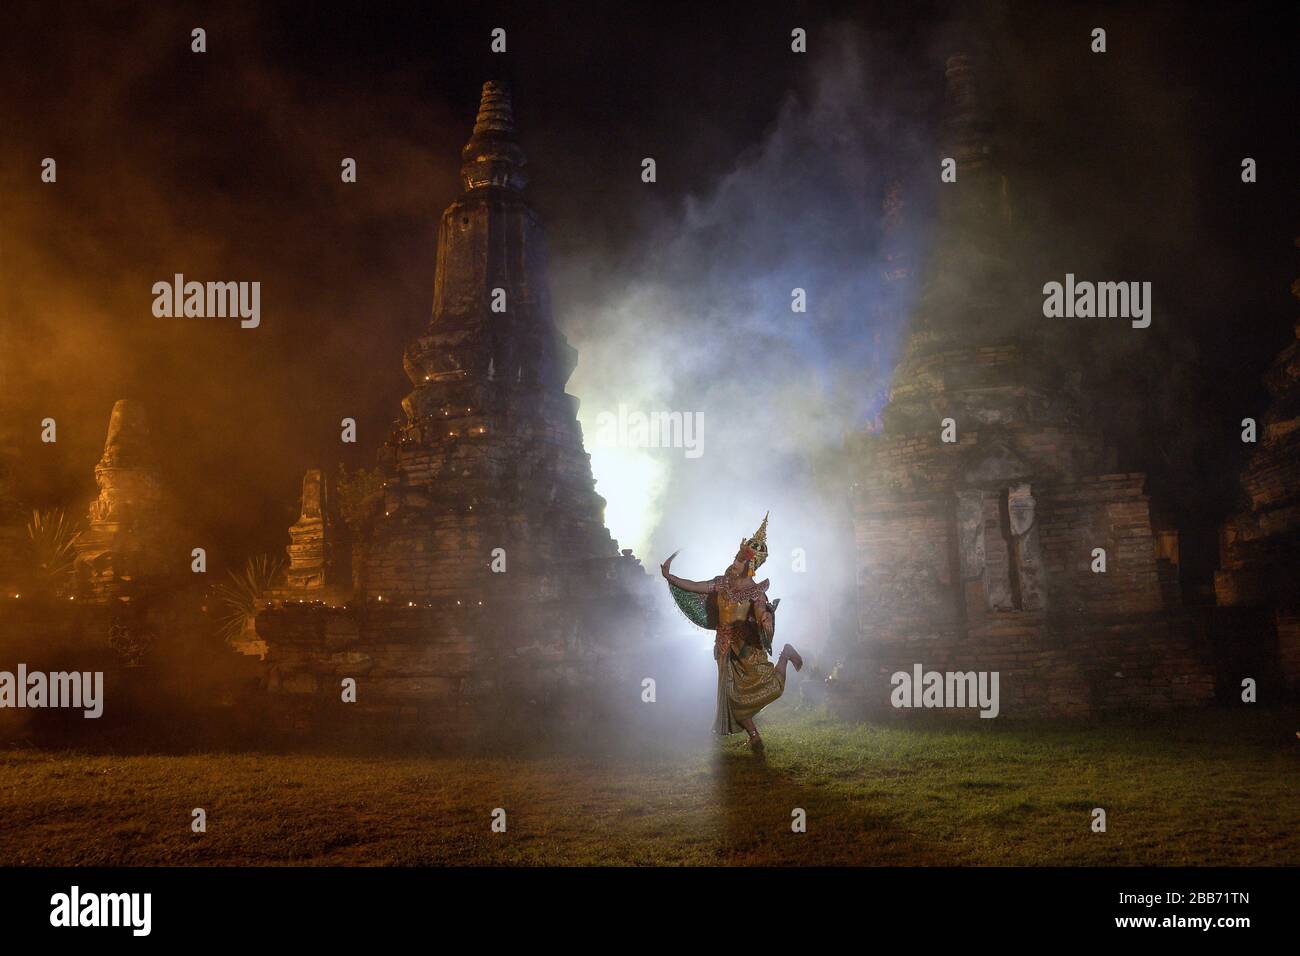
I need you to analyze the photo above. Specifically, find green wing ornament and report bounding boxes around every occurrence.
[668,580,715,630]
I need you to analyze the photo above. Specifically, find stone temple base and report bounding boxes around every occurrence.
[253,568,657,741]
[830,613,1215,720]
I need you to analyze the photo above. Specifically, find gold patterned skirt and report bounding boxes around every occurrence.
[713,626,786,735]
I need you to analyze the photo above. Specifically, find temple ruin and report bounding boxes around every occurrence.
[283,468,350,596]
[359,80,620,598]
[0,331,25,594]
[835,55,1216,717]
[255,82,652,735]
[0,458,22,598]
[1215,244,1300,693]
[73,400,179,603]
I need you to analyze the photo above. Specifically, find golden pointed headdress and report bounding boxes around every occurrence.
[736,511,770,573]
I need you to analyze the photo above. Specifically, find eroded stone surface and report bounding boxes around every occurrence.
[361,81,616,601]
[1215,245,1300,690]
[836,54,1214,717]
[256,84,652,736]
[73,400,180,601]
[284,468,349,595]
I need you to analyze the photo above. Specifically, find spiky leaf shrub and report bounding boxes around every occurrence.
[214,554,285,644]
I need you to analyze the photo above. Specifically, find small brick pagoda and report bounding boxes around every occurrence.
[284,468,350,595]
[73,400,179,602]
[255,83,651,735]
[836,55,1215,717]
[1215,241,1300,693]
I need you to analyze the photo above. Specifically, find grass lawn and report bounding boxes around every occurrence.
[1,706,1295,866]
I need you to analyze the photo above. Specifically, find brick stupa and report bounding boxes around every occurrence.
[359,80,619,599]
[1215,242,1300,692]
[0,330,23,593]
[837,55,1215,717]
[73,400,179,601]
[255,84,649,735]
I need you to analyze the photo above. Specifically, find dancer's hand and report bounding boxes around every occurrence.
[660,551,678,579]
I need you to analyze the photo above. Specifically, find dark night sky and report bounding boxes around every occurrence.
[1,0,1297,580]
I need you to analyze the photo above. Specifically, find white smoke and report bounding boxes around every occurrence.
[554,28,933,662]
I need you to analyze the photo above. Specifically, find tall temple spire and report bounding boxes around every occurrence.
[367,79,614,599]
[901,50,1016,346]
[939,52,1008,226]
[459,81,528,194]
[941,54,991,176]
[255,80,643,736]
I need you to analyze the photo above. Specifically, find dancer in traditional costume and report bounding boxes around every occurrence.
[661,513,803,752]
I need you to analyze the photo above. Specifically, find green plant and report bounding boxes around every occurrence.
[25,508,81,592]
[214,554,285,644]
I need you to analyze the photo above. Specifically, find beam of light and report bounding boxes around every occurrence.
[588,444,668,559]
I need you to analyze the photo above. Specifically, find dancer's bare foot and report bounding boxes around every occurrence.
[747,730,764,754]
[779,643,804,672]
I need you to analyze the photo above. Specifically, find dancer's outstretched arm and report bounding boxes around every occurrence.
[660,552,713,594]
